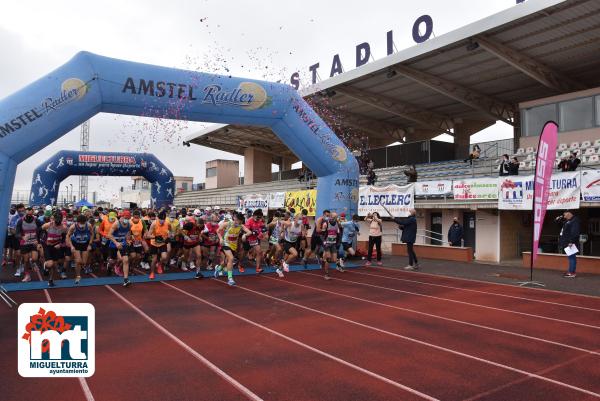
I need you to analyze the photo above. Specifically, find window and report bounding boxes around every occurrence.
[142,180,148,189]
[559,97,593,131]
[206,167,217,178]
[181,182,188,191]
[523,103,557,137]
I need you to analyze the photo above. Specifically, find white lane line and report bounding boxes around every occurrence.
[102,284,264,401]
[34,269,95,401]
[376,265,600,300]
[162,281,440,401]
[350,269,600,312]
[258,274,599,356]
[219,276,600,400]
[301,272,600,331]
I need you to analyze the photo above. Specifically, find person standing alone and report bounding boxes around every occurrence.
[557,211,580,278]
[381,205,419,270]
[447,217,463,247]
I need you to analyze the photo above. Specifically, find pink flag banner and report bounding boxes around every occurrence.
[532,121,558,266]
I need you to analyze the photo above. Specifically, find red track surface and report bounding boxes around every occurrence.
[2,266,599,401]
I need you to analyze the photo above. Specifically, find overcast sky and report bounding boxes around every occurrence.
[1,0,518,202]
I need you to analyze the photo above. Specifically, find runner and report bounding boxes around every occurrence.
[321,211,340,280]
[216,212,251,286]
[128,210,147,274]
[107,210,132,287]
[280,212,304,276]
[41,212,67,287]
[338,214,360,270]
[181,216,202,275]
[265,211,283,270]
[66,214,94,285]
[244,209,266,273]
[15,207,42,283]
[297,208,310,260]
[98,211,117,275]
[202,212,221,270]
[147,211,170,280]
[302,209,330,267]
[168,210,182,269]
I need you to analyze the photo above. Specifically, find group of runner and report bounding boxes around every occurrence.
[3,203,361,288]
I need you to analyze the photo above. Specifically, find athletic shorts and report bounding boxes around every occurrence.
[71,242,89,252]
[19,244,37,254]
[222,245,236,253]
[283,240,297,254]
[342,242,353,251]
[322,244,338,254]
[150,245,168,255]
[242,241,251,252]
[44,245,64,261]
[62,247,72,257]
[310,234,324,251]
[170,239,182,249]
[6,235,19,251]
[109,246,130,259]
[131,245,144,255]
[183,243,200,250]
[92,240,102,250]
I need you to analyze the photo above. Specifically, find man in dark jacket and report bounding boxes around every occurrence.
[498,154,510,176]
[447,217,463,247]
[507,157,520,176]
[557,211,580,278]
[381,204,419,270]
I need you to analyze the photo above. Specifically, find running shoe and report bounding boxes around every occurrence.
[195,271,203,279]
[169,258,177,267]
[48,280,55,287]
[149,271,155,280]
[376,261,383,266]
[227,278,236,286]
[339,258,345,267]
[115,263,124,277]
[157,263,164,274]
[143,262,151,270]
[282,261,290,272]
[213,265,222,278]
[180,262,188,272]
[21,273,32,282]
[404,265,415,271]
[14,266,22,277]
[74,276,81,285]
[324,274,331,281]
[42,266,49,277]
[364,261,372,266]
[123,278,131,287]
[336,265,345,273]
[238,266,245,273]
[255,267,263,274]
[60,270,68,279]
[563,273,577,278]
[276,268,284,278]
[189,261,196,270]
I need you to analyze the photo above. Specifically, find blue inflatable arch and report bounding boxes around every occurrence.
[30,150,175,207]
[0,52,359,249]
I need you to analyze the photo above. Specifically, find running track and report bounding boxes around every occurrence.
[2,266,599,401]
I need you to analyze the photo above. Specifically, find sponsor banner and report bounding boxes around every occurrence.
[284,189,317,216]
[18,303,95,377]
[581,170,600,202]
[358,184,414,217]
[268,192,286,209]
[452,178,498,200]
[240,194,268,210]
[498,172,580,210]
[415,180,453,196]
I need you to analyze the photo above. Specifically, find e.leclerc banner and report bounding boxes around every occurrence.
[498,172,581,210]
[581,170,600,202]
[358,184,414,217]
[532,121,558,266]
[452,178,498,200]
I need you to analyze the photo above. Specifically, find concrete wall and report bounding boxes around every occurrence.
[174,176,193,193]
[244,148,272,185]
[205,160,239,189]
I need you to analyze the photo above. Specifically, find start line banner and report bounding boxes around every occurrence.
[358,184,414,217]
[581,170,600,202]
[498,171,581,210]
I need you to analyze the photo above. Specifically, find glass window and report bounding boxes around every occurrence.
[142,180,148,189]
[523,103,557,137]
[559,97,594,131]
[595,96,600,126]
[182,182,188,191]
[206,167,217,178]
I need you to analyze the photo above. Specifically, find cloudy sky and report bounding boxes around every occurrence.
[1,0,518,202]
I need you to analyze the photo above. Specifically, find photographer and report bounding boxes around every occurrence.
[556,211,580,278]
[498,154,510,176]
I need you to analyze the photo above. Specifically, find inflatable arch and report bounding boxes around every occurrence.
[0,52,359,249]
[30,150,175,207]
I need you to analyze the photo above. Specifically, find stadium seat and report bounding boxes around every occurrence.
[584,147,596,156]
[595,139,600,147]
[526,147,535,154]
[560,150,570,158]
[558,143,568,151]
[581,140,591,148]
[570,142,580,150]
[554,159,560,167]
[586,155,600,164]
[519,161,527,169]
[516,148,525,155]
[528,161,536,169]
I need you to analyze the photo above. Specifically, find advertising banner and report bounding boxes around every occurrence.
[284,189,317,216]
[498,172,580,210]
[240,194,268,210]
[581,170,600,202]
[358,184,414,217]
[268,192,286,209]
[414,180,453,196]
[452,178,498,200]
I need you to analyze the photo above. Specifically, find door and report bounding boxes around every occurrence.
[430,212,443,245]
[463,212,476,252]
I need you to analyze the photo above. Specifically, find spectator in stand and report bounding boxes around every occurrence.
[366,168,377,185]
[507,157,520,176]
[464,144,481,166]
[404,165,417,183]
[568,152,581,171]
[558,157,570,172]
[367,159,375,170]
[447,217,463,247]
[498,154,510,176]
[556,211,580,278]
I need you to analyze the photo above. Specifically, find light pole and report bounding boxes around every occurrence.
[64,186,69,206]
[69,184,73,203]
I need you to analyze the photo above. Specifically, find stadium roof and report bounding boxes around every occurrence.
[186,0,600,158]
